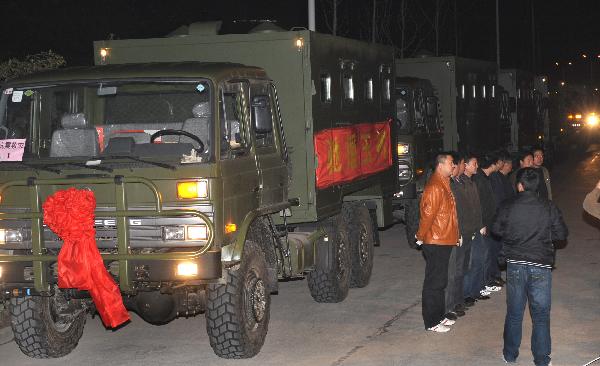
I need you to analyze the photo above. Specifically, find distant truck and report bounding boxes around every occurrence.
[498,68,542,150]
[393,77,442,246]
[0,24,398,359]
[396,56,509,153]
[395,56,510,245]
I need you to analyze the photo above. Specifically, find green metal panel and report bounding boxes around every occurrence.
[94,31,314,224]
[94,30,396,224]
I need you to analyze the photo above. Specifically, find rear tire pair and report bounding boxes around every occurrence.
[307,203,375,303]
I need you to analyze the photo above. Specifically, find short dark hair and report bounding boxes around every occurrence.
[464,152,478,164]
[479,153,498,169]
[496,149,511,162]
[518,150,533,162]
[516,167,539,192]
[532,146,544,154]
[434,152,452,167]
[451,151,464,164]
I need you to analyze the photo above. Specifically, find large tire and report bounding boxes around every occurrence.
[369,209,381,247]
[307,214,351,303]
[10,290,86,359]
[206,241,271,359]
[404,197,420,249]
[344,204,375,288]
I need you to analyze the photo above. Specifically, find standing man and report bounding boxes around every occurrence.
[500,154,515,202]
[492,168,568,366]
[533,147,552,200]
[448,153,481,317]
[472,154,501,294]
[461,154,485,306]
[416,152,460,332]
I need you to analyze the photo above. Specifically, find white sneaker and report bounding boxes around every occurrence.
[480,290,491,296]
[440,318,456,326]
[427,323,451,332]
[485,285,502,292]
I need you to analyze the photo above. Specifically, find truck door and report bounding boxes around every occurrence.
[219,80,261,227]
[249,80,287,207]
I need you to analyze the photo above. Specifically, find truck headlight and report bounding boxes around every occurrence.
[177,180,208,199]
[398,164,411,180]
[186,225,208,241]
[397,143,410,156]
[176,262,198,277]
[0,229,23,244]
[163,227,185,241]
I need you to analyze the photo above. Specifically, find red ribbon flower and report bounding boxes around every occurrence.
[43,188,130,328]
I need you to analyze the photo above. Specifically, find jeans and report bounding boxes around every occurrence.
[445,235,471,312]
[422,244,453,329]
[503,263,552,366]
[486,236,502,283]
[463,232,489,298]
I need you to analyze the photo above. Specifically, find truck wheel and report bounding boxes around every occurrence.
[404,198,420,249]
[345,204,375,288]
[206,241,270,359]
[369,209,381,247]
[9,289,86,358]
[307,214,351,302]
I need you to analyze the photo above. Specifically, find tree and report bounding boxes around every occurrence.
[0,51,66,82]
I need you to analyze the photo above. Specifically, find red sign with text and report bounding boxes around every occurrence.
[314,120,392,189]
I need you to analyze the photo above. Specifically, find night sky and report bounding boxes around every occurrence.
[1,0,599,85]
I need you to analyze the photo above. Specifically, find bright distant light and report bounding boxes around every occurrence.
[560,81,566,86]
[568,61,573,65]
[587,113,599,127]
[555,62,559,66]
[583,54,588,58]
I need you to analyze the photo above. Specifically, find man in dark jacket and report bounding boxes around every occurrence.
[461,153,487,305]
[447,152,482,316]
[472,154,500,294]
[492,168,568,366]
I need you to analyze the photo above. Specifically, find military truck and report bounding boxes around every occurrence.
[393,77,442,247]
[0,27,397,359]
[498,69,540,150]
[395,56,511,245]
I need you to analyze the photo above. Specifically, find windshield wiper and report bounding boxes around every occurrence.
[104,156,177,171]
[14,161,61,174]
[66,162,114,173]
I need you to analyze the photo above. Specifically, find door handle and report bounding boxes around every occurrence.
[252,186,262,193]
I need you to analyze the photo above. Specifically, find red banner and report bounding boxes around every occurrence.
[315,120,392,189]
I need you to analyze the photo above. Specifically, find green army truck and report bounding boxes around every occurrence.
[393,77,442,247]
[0,26,397,359]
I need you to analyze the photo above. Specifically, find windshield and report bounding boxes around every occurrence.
[0,80,212,162]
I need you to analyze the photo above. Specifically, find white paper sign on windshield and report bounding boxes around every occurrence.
[0,139,26,161]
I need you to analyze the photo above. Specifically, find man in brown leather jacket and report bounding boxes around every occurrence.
[416,152,460,332]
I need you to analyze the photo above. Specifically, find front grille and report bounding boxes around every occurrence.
[0,203,213,249]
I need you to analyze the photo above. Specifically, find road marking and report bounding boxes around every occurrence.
[331,299,421,366]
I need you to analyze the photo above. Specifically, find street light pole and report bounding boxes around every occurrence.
[496,0,500,68]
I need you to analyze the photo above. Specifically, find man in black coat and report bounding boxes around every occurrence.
[472,154,500,293]
[492,168,568,366]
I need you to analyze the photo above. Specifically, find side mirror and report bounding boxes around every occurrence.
[251,96,272,134]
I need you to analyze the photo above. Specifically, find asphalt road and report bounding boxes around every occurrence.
[1,148,600,366]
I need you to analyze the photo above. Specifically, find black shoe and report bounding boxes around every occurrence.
[454,309,466,317]
[454,303,467,312]
[464,297,476,307]
[444,312,458,321]
[476,294,490,300]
